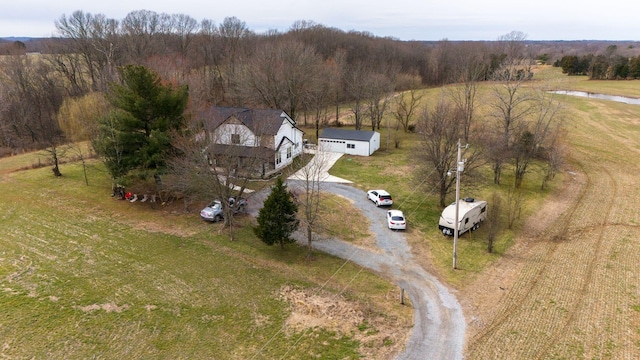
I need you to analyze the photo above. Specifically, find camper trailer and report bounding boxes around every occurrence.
[439,198,487,236]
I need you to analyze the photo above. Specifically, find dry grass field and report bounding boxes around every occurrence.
[0,158,413,358]
[462,73,640,359]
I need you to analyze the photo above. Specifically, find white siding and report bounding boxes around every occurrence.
[275,117,304,158]
[370,132,380,154]
[318,138,347,154]
[274,137,296,170]
[344,140,370,156]
[212,123,258,146]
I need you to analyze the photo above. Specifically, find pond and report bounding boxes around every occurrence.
[550,90,640,105]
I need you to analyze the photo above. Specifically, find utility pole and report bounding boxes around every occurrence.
[453,139,466,270]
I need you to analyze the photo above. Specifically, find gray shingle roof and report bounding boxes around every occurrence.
[319,128,377,142]
[200,106,291,135]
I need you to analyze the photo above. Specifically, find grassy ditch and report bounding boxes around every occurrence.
[0,159,412,359]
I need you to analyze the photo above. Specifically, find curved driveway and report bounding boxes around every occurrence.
[248,153,465,359]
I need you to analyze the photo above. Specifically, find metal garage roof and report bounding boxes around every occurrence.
[319,128,376,142]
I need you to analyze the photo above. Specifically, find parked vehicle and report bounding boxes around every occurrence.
[439,197,487,236]
[228,196,247,213]
[387,210,406,230]
[367,189,393,207]
[200,197,247,222]
[201,200,223,222]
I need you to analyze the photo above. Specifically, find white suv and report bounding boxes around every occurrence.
[367,189,393,207]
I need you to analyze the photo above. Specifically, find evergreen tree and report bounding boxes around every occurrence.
[93,65,188,181]
[254,178,299,249]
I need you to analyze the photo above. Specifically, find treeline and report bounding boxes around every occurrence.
[555,45,640,79]
[0,9,610,184]
[0,9,524,154]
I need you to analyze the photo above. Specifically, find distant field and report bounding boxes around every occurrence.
[0,159,412,359]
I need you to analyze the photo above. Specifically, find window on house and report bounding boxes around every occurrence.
[231,134,240,144]
[276,152,282,165]
[347,143,355,149]
[287,147,292,159]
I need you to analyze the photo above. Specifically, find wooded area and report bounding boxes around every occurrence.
[0,10,638,195]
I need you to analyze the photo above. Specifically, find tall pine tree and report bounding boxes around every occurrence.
[254,178,299,249]
[94,65,188,181]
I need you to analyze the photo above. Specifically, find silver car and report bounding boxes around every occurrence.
[200,197,247,222]
[200,200,223,222]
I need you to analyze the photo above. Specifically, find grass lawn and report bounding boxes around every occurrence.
[0,158,412,359]
[329,137,558,287]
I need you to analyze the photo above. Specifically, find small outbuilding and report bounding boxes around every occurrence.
[317,128,380,156]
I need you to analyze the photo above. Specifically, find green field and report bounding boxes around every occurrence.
[0,160,412,358]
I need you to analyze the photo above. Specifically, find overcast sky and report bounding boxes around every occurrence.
[2,0,639,41]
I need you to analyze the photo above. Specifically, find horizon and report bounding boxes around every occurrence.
[2,1,639,42]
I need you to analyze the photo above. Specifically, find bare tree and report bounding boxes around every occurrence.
[288,145,334,259]
[413,96,482,207]
[305,63,335,141]
[217,16,255,104]
[120,10,162,63]
[0,55,65,175]
[445,46,486,142]
[188,19,227,108]
[364,73,393,131]
[485,192,502,253]
[168,14,198,59]
[512,89,564,188]
[541,127,567,190]
[343,64,370,130]
[393,89,423,132]
[496,31,529,61]
[54,11,120,93]
[236,39,323,120]
[487,57,535,185]
[506,188,524,229]
[168,110,273,240]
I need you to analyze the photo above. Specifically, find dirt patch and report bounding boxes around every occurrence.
[75,303,130,313]
[130,219,197,238]
[278,285,409,359]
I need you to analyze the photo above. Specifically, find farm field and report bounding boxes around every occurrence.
[461,82,640,359]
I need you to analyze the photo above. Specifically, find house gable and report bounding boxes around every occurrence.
[212,116,257,147]
[199,106,305,175]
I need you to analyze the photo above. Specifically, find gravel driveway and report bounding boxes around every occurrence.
[247,154,465,359]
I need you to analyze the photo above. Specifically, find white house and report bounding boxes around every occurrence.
[199,107,304,177]
[318,128,380,156]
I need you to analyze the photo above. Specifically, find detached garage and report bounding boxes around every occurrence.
[318,128,380,156]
